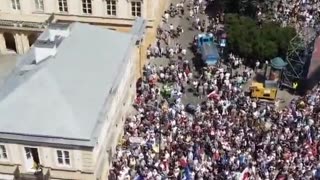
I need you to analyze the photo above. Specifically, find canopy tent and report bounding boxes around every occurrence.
[271,57,287,70]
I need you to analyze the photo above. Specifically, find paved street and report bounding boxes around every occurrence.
[149,0,208,105]
[147,5,297,110]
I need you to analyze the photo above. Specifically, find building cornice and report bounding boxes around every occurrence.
[0,13,54,31]
[0,133,94,149]
[0,20,47,29]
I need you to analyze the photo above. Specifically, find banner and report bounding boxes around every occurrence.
[129,137,144,144]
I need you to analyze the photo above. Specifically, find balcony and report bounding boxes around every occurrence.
[0,13,54,31]
[16,165,50,180]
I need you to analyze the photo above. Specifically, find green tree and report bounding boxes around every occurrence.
[261,41,278,58]
[225,14,296,63]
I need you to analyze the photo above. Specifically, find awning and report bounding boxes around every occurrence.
[271,57,287,70]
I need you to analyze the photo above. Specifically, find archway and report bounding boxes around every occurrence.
[3,32,16,53]
[28,33,39,47]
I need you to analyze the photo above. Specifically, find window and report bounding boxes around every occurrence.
[56,150,70,166]
[11,0,21,10]
[24,147,40,171]
[58,0,68,12]
[35,0,44,11]
[106,0,116,16]
[82,0,92,14]
[0,145,8,160]
[131,1,141,17]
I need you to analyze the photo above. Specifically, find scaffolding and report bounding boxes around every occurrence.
[280,26,315,89]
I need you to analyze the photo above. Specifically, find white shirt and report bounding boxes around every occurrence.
[196,18,200,24]
[164,13,169,20]
[224,79,229,85]
[252,101,257,109]
[225,73,230,79]
[181,49,187,55]
[189,10,193,16]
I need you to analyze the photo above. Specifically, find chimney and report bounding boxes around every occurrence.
[48,23,70,41]
[33,40,57,64]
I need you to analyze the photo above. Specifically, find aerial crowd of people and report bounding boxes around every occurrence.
[109,0,320,179]
[263,0,320,33]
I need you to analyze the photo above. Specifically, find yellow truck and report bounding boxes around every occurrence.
[249,81,278,100]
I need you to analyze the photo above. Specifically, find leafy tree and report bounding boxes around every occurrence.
[262,41,278,58]
[224,14,296,64]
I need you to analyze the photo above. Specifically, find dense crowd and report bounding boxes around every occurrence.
[265,0,320,29]
[109,61,320,179]
[109,0,320,179]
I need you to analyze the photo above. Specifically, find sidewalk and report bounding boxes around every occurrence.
[135,0,172,77]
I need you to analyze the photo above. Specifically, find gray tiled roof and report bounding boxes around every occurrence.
[0,23,134,145]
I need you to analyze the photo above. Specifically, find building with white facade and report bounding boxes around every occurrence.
[0,18,145,180]
[0,0,168,55]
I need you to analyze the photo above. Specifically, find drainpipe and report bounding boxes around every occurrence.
[139,39,143,76]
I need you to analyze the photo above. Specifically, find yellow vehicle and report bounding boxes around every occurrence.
[249,81,278,100]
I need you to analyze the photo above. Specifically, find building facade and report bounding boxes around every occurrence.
[0,20,145,180]
[0,0,168,55]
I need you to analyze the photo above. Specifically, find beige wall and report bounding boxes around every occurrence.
[92,41,139,179]
[44,0,56,13]
[0,0,169,24]
[0,0,169,55]
[0,141,95,179]
[0,0,150,20]
[0,142,83,171]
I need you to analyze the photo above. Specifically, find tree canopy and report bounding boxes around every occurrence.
[225,14,296,64]
[221,0,261,17]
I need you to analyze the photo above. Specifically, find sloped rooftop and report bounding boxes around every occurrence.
[0,55,17,84]
[0,22,137,146]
